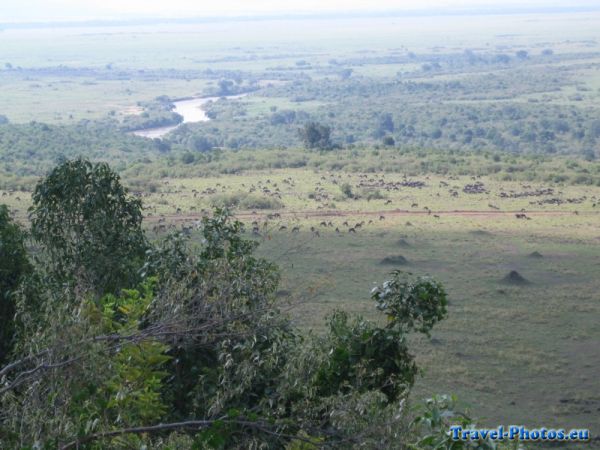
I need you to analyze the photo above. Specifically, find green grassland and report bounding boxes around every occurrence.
[150,169,600,436]
[2,12,600,126]
[168,169,600,437]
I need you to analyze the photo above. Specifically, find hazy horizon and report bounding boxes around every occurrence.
[2,0,600,24]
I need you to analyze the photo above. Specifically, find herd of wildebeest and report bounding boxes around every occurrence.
[1,173,597,238]
[138,172,598,237]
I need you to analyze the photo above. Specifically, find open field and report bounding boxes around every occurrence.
[142,169,600,437]
[161,170,600,437]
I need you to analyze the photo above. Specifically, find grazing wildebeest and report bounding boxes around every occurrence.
[343,221,349,226]
[379,215,385,221]
[433,214,440,219]
[291,226,300,233]
[348,228,356,233]
[279,225,287,231]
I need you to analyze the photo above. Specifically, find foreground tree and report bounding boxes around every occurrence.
[1,210,453,448]
[0,205,31,364]
[29,159,147,295]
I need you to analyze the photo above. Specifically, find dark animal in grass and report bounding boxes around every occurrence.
[528,251,543,258]
[379,255,408,265]
[501,270,531,285]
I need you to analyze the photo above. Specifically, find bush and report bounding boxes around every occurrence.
[340,183,353,198]
[212,192,284,210]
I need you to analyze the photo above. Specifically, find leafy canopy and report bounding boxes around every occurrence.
[29,158,147,294]
[0,205,31,364]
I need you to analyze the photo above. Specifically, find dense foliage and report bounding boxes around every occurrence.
[0,205,31,364]
[29,159,148,294]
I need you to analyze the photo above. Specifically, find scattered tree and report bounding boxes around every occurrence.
[299,122,333,150]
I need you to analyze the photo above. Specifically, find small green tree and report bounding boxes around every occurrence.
[340,182,354,198]
[0,205,31,364]
[29,159,147,295]
[299,122,333,150]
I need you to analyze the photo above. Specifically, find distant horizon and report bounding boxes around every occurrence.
[2,3,600,28]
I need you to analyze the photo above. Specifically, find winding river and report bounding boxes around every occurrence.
[132,94,246,139]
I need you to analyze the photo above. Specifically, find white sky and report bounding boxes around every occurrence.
[1,0,598,22]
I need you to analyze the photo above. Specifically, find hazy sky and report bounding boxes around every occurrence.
[2,0,599,22]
